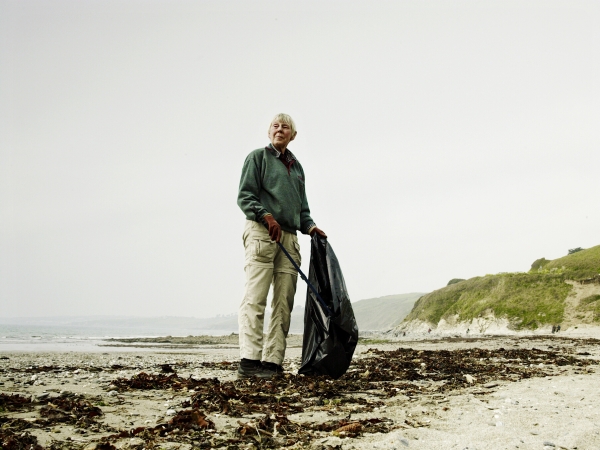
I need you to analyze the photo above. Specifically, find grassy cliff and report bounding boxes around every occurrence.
[541,245,600,277]
[403,245,600,330]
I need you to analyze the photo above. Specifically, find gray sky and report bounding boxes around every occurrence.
[1,0,599,319]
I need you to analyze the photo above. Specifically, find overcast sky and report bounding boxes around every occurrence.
[1,0,598,319]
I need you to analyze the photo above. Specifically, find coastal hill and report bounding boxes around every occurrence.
[348,293,424,331]
[392,245,600,335]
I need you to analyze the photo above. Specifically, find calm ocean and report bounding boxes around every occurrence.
[0,322,233,353]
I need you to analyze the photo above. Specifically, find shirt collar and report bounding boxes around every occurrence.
[266,143,296,162]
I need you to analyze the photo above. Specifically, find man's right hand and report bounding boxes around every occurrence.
[263,215,282,242]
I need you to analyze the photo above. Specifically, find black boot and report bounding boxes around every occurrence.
[262,361,284,373]
[237,358,275,379]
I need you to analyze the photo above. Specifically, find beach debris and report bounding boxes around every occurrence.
[314,417,391,438]
[238,413,298,437]
[176,409,212,429]
[160,364,175,373]
[38,397,103,427]
[236,413,307,447]
[4,340,595,450]
[102,409,215,443]
[0,417,34,432]
[332,422,362,437]
[0,428,44,450]
[0,393,32,411]
[15,365,82,374]
[352,346,597,390]
[109,346,598,423]
[464,374,476,384]
[198,361,236,371]
[111,372,187,391]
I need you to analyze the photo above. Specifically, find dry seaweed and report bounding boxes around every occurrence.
[101,408,223,448]
[38,397,103,427]
[198,361,236,371]
[236,413,307,448]
[0,393,32,412]
[91,345,600,448]
[111,346,597,421]
[0,418,34,432]
[111,372,187,391]
[0,428,44,450]
[352,346,596,393]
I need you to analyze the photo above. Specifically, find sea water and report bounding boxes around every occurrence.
[0,322,233,353]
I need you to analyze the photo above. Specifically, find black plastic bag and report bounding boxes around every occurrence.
[298,235,359,379]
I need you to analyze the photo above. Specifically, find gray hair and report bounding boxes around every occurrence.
[269,113,297,135]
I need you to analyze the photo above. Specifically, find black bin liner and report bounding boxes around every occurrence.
[298,235,359,379]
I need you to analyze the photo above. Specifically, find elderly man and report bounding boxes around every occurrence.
[237,113,326,379]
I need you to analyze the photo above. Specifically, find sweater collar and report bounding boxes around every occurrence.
[266,144,297,163]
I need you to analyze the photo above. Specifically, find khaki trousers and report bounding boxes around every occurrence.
[239,220,301,365]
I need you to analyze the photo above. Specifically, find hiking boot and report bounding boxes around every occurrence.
[262,361,284,374]
[237,359,275,379]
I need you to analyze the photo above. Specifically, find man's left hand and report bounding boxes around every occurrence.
[310,227,327,238]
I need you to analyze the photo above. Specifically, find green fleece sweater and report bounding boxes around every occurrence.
[237,146,315,235]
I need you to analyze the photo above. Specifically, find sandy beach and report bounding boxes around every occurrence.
[2,332,600,450]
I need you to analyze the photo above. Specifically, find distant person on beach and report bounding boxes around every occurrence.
[236,113,326,379]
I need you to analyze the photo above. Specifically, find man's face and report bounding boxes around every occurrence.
[268,120,296,151]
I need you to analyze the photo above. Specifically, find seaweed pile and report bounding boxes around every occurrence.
[38,396,103,428]
[102,345,597,448]
[1,393,32,411]
[0,427,44,450]
[1,393,108,450]
[1,345,597,449]
[102,408,215,447]
[92,408,393,449]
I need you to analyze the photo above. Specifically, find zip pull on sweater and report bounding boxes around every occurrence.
[268,143,295,175]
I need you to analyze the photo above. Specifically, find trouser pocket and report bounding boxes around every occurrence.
[252,238,276,263]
